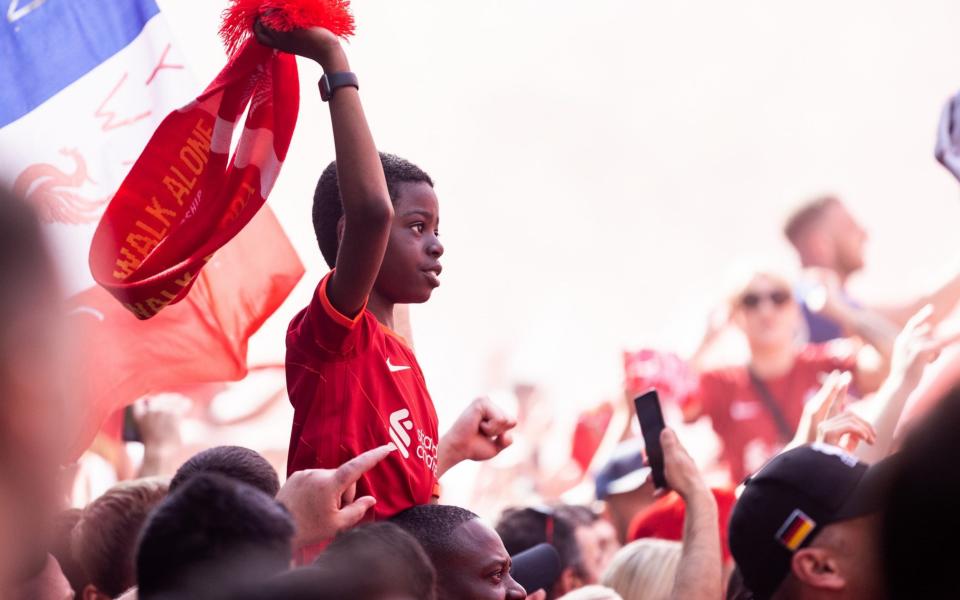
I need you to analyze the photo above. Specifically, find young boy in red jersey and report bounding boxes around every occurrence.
[255,23,516,522]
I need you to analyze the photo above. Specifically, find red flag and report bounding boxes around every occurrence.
[68,206,302,459]
[89,1,354,319]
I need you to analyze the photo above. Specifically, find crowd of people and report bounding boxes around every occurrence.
[5,16,960,600]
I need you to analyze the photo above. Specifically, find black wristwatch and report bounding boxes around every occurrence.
[319,72,359,102]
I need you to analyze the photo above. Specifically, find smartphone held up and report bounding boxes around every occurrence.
[634,389,668,490]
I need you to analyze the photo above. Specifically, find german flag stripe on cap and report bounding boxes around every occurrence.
[776,509,817,551]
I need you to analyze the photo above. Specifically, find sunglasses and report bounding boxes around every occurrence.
[740,290,792,309]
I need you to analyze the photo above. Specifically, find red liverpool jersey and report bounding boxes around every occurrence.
[286,272,440,520]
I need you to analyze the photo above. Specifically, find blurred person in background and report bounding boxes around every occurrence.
[592,441,656,544]
[685,266,888,482]
[882,384,960,598]
[496,505,594,598]
[135,473,295,599]
[559,585,624,600]
[49,508,85,598]
[627,486,737,570]
[71,478,168,600]
[555,505,620,579]
[785,195,960,345]
[601,539,681,600]
[786,195,960,424]
[0,187,76,598]
[171,442,394,553]
[310,522,437,600]
[169,445,280,496]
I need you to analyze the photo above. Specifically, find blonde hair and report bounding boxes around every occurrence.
[559,585,624,600]
[723,261,796,310]
[601,538,682,600]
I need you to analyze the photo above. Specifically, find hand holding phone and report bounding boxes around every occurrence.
[634,389,668,490]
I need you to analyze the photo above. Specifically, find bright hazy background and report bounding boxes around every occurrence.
[157,0,960,498]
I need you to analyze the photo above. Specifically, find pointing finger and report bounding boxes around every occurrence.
[333,444,395,489]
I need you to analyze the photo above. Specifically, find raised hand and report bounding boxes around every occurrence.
[277,444,394,548]
[658,428,708,500]
[891,305,960,386]
[253,19,344,69]
[437,397,517,477]
[817,410,877,451]
[791,370,851,447]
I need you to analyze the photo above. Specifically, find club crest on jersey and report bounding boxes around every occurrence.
[388,408,414,458]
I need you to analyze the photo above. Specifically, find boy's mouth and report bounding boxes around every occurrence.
[423,265,442,287]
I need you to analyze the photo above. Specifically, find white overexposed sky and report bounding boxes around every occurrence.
[157,1,960,492]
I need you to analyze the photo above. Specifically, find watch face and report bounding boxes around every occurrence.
[318,76,331,101]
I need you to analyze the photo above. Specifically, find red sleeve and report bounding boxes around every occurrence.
[290,271,367,355]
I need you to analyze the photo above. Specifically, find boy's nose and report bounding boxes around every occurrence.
[428,238,444,258]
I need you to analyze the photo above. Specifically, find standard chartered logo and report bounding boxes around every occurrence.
[387,408,438,475]
[388,408,414,458]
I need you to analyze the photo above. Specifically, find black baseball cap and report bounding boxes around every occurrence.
[728,444,896,599]
[510,543,562,595]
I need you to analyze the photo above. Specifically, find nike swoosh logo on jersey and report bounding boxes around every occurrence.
[387,358,411,373]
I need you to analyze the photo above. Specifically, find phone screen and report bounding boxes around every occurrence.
[634,389,667,489]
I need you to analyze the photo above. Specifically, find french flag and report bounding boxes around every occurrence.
[0,0,303,459]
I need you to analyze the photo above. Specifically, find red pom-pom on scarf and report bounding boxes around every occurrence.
[220,0,355,56]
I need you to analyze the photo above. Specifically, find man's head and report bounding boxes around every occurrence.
[784,196,868,278]
[72,478,168,600]
[729,444,891,600]
[314,521,437,600]
[392,504,526,600]
[601,538,681,600]
[496,506,590,598]
[554,505,610,586]
[594,441,656,544]
[728,269,800,354]
[135,473,294,599]
[314,152,443,304]
[169,445,280,497]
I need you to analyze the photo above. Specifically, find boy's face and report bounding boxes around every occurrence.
[376,181,444,304]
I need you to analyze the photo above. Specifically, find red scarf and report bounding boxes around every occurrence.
[89,0,353,319]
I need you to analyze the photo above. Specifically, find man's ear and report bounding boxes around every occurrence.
[791,547,846,591]
[553,567,578,597]
[82,583,112,600]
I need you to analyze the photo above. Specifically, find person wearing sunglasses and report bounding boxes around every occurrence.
[682,267,888,483]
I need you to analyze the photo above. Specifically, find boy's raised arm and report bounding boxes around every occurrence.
[255,23,392,317]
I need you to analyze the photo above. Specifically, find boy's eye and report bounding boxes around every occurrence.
[411,223,424,234]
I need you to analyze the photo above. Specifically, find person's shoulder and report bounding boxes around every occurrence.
[797,339,858,366]
[700,364,747,387]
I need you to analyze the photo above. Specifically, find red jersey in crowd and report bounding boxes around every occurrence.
[628,487,737,561]
[286,272,440,520]
[684,342,857,482]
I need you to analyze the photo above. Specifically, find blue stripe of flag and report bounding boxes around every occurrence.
[0,0,161,128]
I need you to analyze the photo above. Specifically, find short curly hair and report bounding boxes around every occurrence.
[313,152,433,268]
